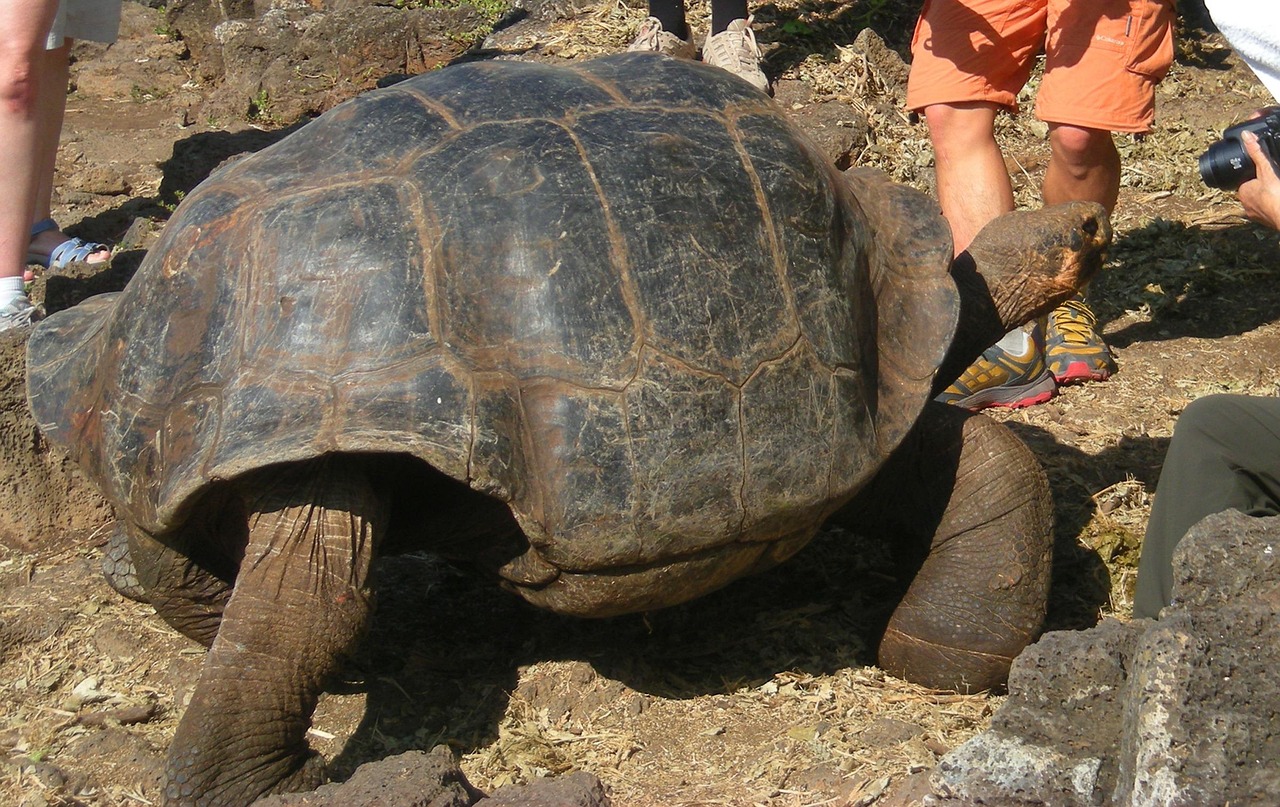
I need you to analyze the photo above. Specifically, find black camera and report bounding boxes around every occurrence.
[1199,108,1280,191]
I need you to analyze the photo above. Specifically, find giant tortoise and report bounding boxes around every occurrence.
[27,53,1108,806]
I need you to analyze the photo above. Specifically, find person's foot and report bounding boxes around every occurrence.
[27,218,112,271]
[937,324,1057,411]
[627,17,696,59]
[1045,296,1117,385]
[701,17,769,93]
[0,293,42,332]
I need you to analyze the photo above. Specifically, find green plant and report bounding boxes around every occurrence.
[130,85,169,103]
[392,0,512,45]
[160,189,186,214]
[247,88,275,124]
[409,0,510,25]
[467,0,509,23]
[781,19,815,37]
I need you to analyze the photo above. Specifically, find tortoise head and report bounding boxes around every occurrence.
[840,167,1111,402]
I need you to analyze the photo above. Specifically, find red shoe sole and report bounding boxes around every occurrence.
[979,388,1057,410]
[1053,361,1113,386]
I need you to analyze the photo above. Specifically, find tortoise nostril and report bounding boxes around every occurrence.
[1083,217,1099,237]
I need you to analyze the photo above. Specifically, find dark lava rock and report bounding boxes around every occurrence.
[475,771,611,806]
[167,1,485,124]
[251,745,610,807]
[929,509,1280,805]
[252,746,481,807]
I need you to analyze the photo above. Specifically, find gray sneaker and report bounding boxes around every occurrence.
[0,293,42,332]
[628,17,696,60]
[701,16,769,93]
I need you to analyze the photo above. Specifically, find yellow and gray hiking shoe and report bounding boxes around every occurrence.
[1045,296,1117,385]
[936,324,1057,411]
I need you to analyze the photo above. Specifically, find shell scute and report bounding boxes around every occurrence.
[573,105,794,385]
[423,119,637,384]
[239,181,434,374]
[421,59,619,126]
[614,352,743,560]
[217,88,458,193]
[735,112,875,377]
[335,358,472,475]
[576,52,769,110]
[513,381,635,563]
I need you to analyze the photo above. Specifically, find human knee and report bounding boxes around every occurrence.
[0,51,38,115]
[1049,125,1118,172]
[1174,394,1241,445]
[1172,394,1280,463]
[921,103,998,154]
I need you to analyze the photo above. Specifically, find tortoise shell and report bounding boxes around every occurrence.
[27,53,956,616]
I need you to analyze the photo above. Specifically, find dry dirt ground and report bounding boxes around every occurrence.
[2,2,1279,806]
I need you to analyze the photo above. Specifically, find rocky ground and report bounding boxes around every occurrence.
[1,1,1279,806]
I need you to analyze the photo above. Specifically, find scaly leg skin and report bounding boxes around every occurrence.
[163,458,384,807]
[120,486,247,648]
[102,521,148,603]
[837,401,1053,693]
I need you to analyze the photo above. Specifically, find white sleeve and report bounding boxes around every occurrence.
[1204,0,1280,101]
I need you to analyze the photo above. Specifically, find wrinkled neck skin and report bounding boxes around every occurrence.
[932,257,1003,399]
[931,202,1112,397]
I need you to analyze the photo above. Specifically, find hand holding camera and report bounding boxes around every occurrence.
[1199,107,1280,190]
[1199,107,1280,229]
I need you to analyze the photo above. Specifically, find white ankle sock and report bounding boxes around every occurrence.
[995,327,1030,354]
[0,276,25,308]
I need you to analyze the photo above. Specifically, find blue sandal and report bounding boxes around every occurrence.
[27,218,111,270]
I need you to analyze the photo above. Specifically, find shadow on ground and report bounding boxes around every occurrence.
[1096,219,1280,348]
[325,414,1154,776]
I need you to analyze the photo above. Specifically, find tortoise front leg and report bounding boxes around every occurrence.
[163,458,383,807]
[836,401,1052,692]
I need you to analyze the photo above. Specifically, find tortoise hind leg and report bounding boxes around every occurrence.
[164,457,384,807]
[836,401,1052,692]
[102,522,147,603]
[112,486,248,647]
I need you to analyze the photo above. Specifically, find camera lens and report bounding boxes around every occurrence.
[1199,140,1256,190]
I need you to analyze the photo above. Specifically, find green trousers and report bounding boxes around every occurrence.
[1133,394,1280,619]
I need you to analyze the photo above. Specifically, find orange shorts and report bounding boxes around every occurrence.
[906,0,1175,133]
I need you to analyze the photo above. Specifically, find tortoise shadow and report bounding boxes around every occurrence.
[330,522,907,780]
[154,125,307,208]
[326,553,528,779]
[328,419,1160,778]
